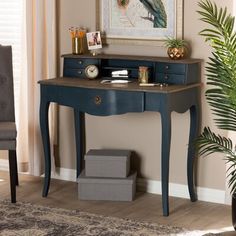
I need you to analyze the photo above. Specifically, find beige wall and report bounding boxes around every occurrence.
[58,0,233,190]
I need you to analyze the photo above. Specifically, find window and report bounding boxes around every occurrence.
[0,0,23,119]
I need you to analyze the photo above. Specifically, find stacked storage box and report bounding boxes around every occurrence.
[78,149,136,201]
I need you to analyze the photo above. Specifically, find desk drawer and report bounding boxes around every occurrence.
[60,88,144,116]
[63,68,85,78]
[64,58,99,69]
[156,63,186,74]
[156,73,186,84]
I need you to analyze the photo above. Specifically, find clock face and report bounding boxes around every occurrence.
[85,65,99,79]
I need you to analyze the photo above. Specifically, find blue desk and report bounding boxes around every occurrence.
[39,75,201,216]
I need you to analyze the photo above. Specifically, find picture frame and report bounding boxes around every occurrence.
[96,0,183,46]
[86,31,103,50]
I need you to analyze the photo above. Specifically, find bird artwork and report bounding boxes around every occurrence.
[139,0,167,28]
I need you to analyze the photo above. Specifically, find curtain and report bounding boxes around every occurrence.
[17,0,57,175]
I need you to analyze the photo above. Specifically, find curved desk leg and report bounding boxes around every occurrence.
[161,110,171,216]
[187,104,199,202]
[39,99,51,197]
[74,109,85,179]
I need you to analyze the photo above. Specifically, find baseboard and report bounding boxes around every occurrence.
[49,167,227,205]
[0,159,29,173]
[0,161,227,205]
[225,192,231,205]
[136,178,227,204]
[51,167,77,181]
[0,159,9,171]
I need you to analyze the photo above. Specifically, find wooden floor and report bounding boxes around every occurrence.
[0,170,234,235]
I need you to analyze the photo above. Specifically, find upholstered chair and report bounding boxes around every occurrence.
[0,45,18,203]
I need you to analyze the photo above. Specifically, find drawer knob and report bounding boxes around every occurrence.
[164,75,169,80]
[165,65,169,70]
[77,70,82,75]
[94,95,102,105]
[78,60,83,65]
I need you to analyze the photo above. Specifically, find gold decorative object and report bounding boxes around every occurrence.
[138,66,149,84]
[164,37,188,60]
[69,27,86,55]
[167,47,186,60]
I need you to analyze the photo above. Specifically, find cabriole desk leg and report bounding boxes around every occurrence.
[74,109,85,179]
[39,98,51,197]
[187,104,200,202]
[161,110,171,216]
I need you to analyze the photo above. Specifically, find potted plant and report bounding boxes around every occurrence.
[164,37,187,59]
[196,0,236,230]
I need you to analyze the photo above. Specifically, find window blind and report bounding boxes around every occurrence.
[0,0,23,118]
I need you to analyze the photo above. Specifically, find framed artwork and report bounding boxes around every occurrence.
[96,0,183,46]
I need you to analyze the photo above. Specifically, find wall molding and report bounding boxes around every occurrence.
[0,159,29,173]
[50,167,228,205]
[136,178,227,205]
[51,167,77,181]
[0,161,229,205]
[0,159,9,171]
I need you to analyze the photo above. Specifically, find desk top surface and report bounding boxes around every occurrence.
[39,77,201,94]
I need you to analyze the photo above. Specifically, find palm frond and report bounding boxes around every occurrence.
[196,127,234,156]
[197,0,236,132]
[196,0,236,194]
[196,127,236,193]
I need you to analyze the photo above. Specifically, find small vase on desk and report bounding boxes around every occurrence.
[72,37,84,55]
[167,47,186,60]
[69,27,86,55]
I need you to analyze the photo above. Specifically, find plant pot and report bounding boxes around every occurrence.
[232,193,236,230]
[167,47,186,60]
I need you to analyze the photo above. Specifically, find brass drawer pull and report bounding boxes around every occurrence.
[94,95,102,105]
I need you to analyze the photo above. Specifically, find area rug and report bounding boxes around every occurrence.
[0,200,217,236]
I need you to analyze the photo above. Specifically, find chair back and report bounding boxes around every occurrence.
[0,45,15,122]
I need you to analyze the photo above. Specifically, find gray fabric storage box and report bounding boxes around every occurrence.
[78,170,136,201]
[85,149,131,178]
